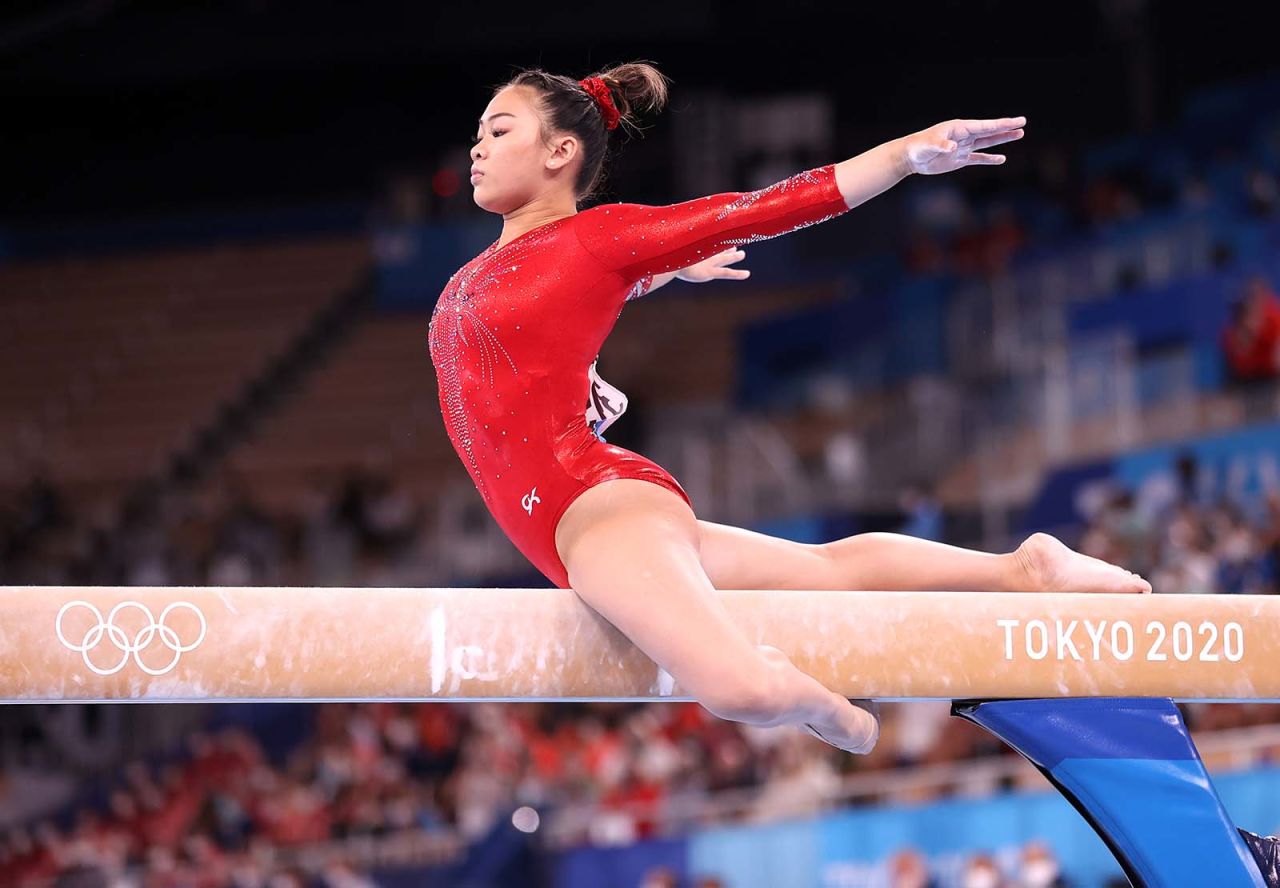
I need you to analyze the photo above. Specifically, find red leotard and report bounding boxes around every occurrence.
[428,163,850,587]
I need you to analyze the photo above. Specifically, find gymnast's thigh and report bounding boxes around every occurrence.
[694,519,837,591]
[552,468,695,570]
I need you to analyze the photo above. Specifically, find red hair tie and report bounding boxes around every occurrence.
[578,76,621,131]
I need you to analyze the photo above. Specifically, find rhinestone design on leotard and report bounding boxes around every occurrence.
[720,207,848,246]
[713,167,826,222]
[428,218,570,502]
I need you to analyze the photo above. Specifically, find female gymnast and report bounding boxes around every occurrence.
[428,62,1152,755]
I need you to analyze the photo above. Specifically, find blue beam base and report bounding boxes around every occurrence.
[952,698,1265,888]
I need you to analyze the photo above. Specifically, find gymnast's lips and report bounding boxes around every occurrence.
[470,168,484,182]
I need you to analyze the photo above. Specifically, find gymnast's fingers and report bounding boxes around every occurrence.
[960,116,1027,136]
[972,129,1024,150]
[852,701,880,753]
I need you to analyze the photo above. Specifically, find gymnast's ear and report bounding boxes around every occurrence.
[545,133,581,172]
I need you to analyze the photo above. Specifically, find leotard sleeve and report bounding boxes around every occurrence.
[574,163,850,282]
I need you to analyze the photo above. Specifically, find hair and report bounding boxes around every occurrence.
[495,61,670,203]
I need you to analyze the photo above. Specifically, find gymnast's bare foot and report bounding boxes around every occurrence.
[1014,532,1152,594]
[753,645,879,754]
[802,699,880,754]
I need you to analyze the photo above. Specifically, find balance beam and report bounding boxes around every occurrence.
[3,586,1278,703]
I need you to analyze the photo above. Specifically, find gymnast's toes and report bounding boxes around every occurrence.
[1082,559,1152,594]
[1016,532,1152,595]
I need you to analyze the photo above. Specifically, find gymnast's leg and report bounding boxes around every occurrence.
[696,521,1151,595]
[554,478,878,753]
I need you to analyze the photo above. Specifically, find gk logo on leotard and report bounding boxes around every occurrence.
[521,487,541,515]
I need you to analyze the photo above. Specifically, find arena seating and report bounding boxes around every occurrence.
[0,237,369,507]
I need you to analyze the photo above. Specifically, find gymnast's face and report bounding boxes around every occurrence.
[470,86,580,214]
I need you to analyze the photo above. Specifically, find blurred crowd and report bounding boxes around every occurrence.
[0,467,425,590]
[1,724,375,886]
[5,662,1278,886]
[1076,454,1280,597]
[638,841,1080,888]
[882,842,1075,888]
[901,138,1280,283]
[0,694,1083,888]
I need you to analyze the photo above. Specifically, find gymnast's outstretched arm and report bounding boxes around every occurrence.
[833,115,1026,208]
[574,116,1027,282]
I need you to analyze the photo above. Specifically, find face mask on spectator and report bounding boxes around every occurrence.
[963,867,1000,888]
[1022,859,1060,887]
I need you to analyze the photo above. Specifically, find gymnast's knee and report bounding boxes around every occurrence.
[816,531,877,559]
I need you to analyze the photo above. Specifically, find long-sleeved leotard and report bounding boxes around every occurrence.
[427,163,851,587]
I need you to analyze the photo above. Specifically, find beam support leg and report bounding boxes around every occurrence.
[953,698,1266,888]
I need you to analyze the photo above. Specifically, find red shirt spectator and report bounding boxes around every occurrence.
[417,705,463,755]
[1222,277,1280,380]
[601,770,666,839]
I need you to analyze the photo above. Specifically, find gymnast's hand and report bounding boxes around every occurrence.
[901,117,1027,176]
[675,248,751,283]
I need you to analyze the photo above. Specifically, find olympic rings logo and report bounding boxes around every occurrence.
[55,600,207,676]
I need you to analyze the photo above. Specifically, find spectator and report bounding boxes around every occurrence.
[1247,166,1279,217]
[975,200,1027,278]
[1179,172,1215,212]
[960,852,1008,888]
[890,701,952,769]
[360,473,421,559]
[888,847,937,888]
[747,732,841,823]
[1086,488,1156,576]
[1216,516,1270,594]
[903,226,947,274]
[1015,840,1072,888]
[51,862,108,888]
[1221,275,1280,418]
[639,865,679,888]
[319,858,378,888]
[299,473,358,586]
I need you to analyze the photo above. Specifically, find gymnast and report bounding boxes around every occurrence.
[427,61,1152,755]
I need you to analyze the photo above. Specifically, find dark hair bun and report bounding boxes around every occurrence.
[592,61,670,130]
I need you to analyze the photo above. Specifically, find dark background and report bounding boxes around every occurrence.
[2,0,1273,221]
